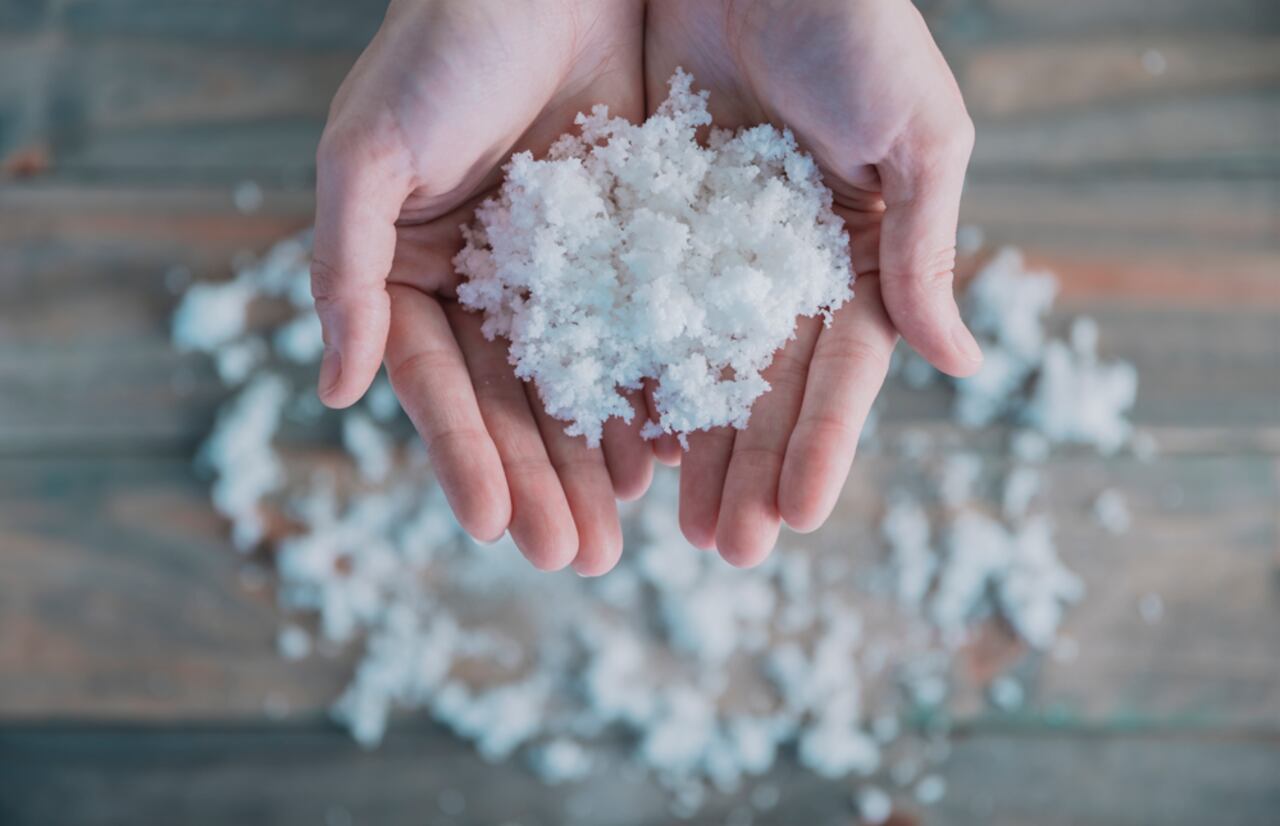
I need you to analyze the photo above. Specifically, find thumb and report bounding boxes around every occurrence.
[877,120,982,378]
[311,134,406,408]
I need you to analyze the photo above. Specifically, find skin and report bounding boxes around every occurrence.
[313,0,979,573]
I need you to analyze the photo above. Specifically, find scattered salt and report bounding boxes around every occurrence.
[531,738,592,784]
[174,211,1141,816]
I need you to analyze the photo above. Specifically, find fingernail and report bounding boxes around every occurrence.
[318,346,342,399]
[951,323,984,365]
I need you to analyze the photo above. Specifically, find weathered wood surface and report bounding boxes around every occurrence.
[1,0,1278,823]
[1,451,1275,725]
[0,723,1277,826]
[0,180,1276,452]
[4,2,1280,181]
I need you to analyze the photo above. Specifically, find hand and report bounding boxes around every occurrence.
[645,0,981,565]
[312,0,651,575]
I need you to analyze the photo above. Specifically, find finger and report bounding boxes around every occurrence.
[448,303,578,571]
[644,379,684,466]
[715,316,822,567]
[601,390,655,502]
[384,285,509,542]
[877,109,981,378]
[528,386,624,576]
[778,275,897,533]
[312,132,409,408]
[678,426,735,550]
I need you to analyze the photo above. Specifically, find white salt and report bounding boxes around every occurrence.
[855,785,893,824]
[277,624,312,661]
[1141,48,1168,76]
[1093,488,1131,535]
[1002,465,1041,521]
[988,675,1024,711]
[915,774,947,805]
[233,180,264,214]
[531,738,592,784]
[455,69,853,446]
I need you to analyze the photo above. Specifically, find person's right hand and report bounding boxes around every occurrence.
[312,0,650,575]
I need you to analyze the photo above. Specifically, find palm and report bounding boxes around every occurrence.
[642,0,975,565]
[314,0,649,575]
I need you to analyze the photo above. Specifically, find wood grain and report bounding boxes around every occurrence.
[0,722,1275,826]
[1,451,1274,725]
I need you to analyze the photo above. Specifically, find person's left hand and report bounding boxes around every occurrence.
[645,0,982,566]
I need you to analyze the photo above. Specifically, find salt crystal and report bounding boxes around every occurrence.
[531,738,592,784]
[1141,48,1168,76]
[988,675,1024,711]
[455,69,853,446]
[855,785,893,824]
[915,774,947,805]
[1002,465,1041,521]
[233,180,264,214]
[1092,488,1131,535]
[939,452,983,507]
[277,624,312,661]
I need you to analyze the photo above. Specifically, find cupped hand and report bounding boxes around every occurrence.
[645,0,981,565]
[312,0,651,574]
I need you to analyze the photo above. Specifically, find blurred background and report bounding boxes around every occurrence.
[1,1,1278,824]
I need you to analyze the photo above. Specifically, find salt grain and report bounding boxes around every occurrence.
[233,180,264,214]
[988,675,1024,711]
[277,624,312,661]
[1092,488,1131,535]
[855,785,893,824]
[914,774,947,805]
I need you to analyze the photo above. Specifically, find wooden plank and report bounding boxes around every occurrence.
[0,723,1276,826]
[927,0,1280,41]
[2,35,1274,183]
[0,451,1274,725]
[0,0,47,32]
[930,453,1280,724]
[0,33,54,159]
[955,34,1280,118]
[0,182,1275,451]
[961,177,1280,255]
[37,93,1280,184]
[58,0,386,50]
[969,91,1280,173]
[0,456,352,719]
[50,39,356,131]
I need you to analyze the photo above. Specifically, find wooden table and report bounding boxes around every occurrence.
[1,1,1277,824]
